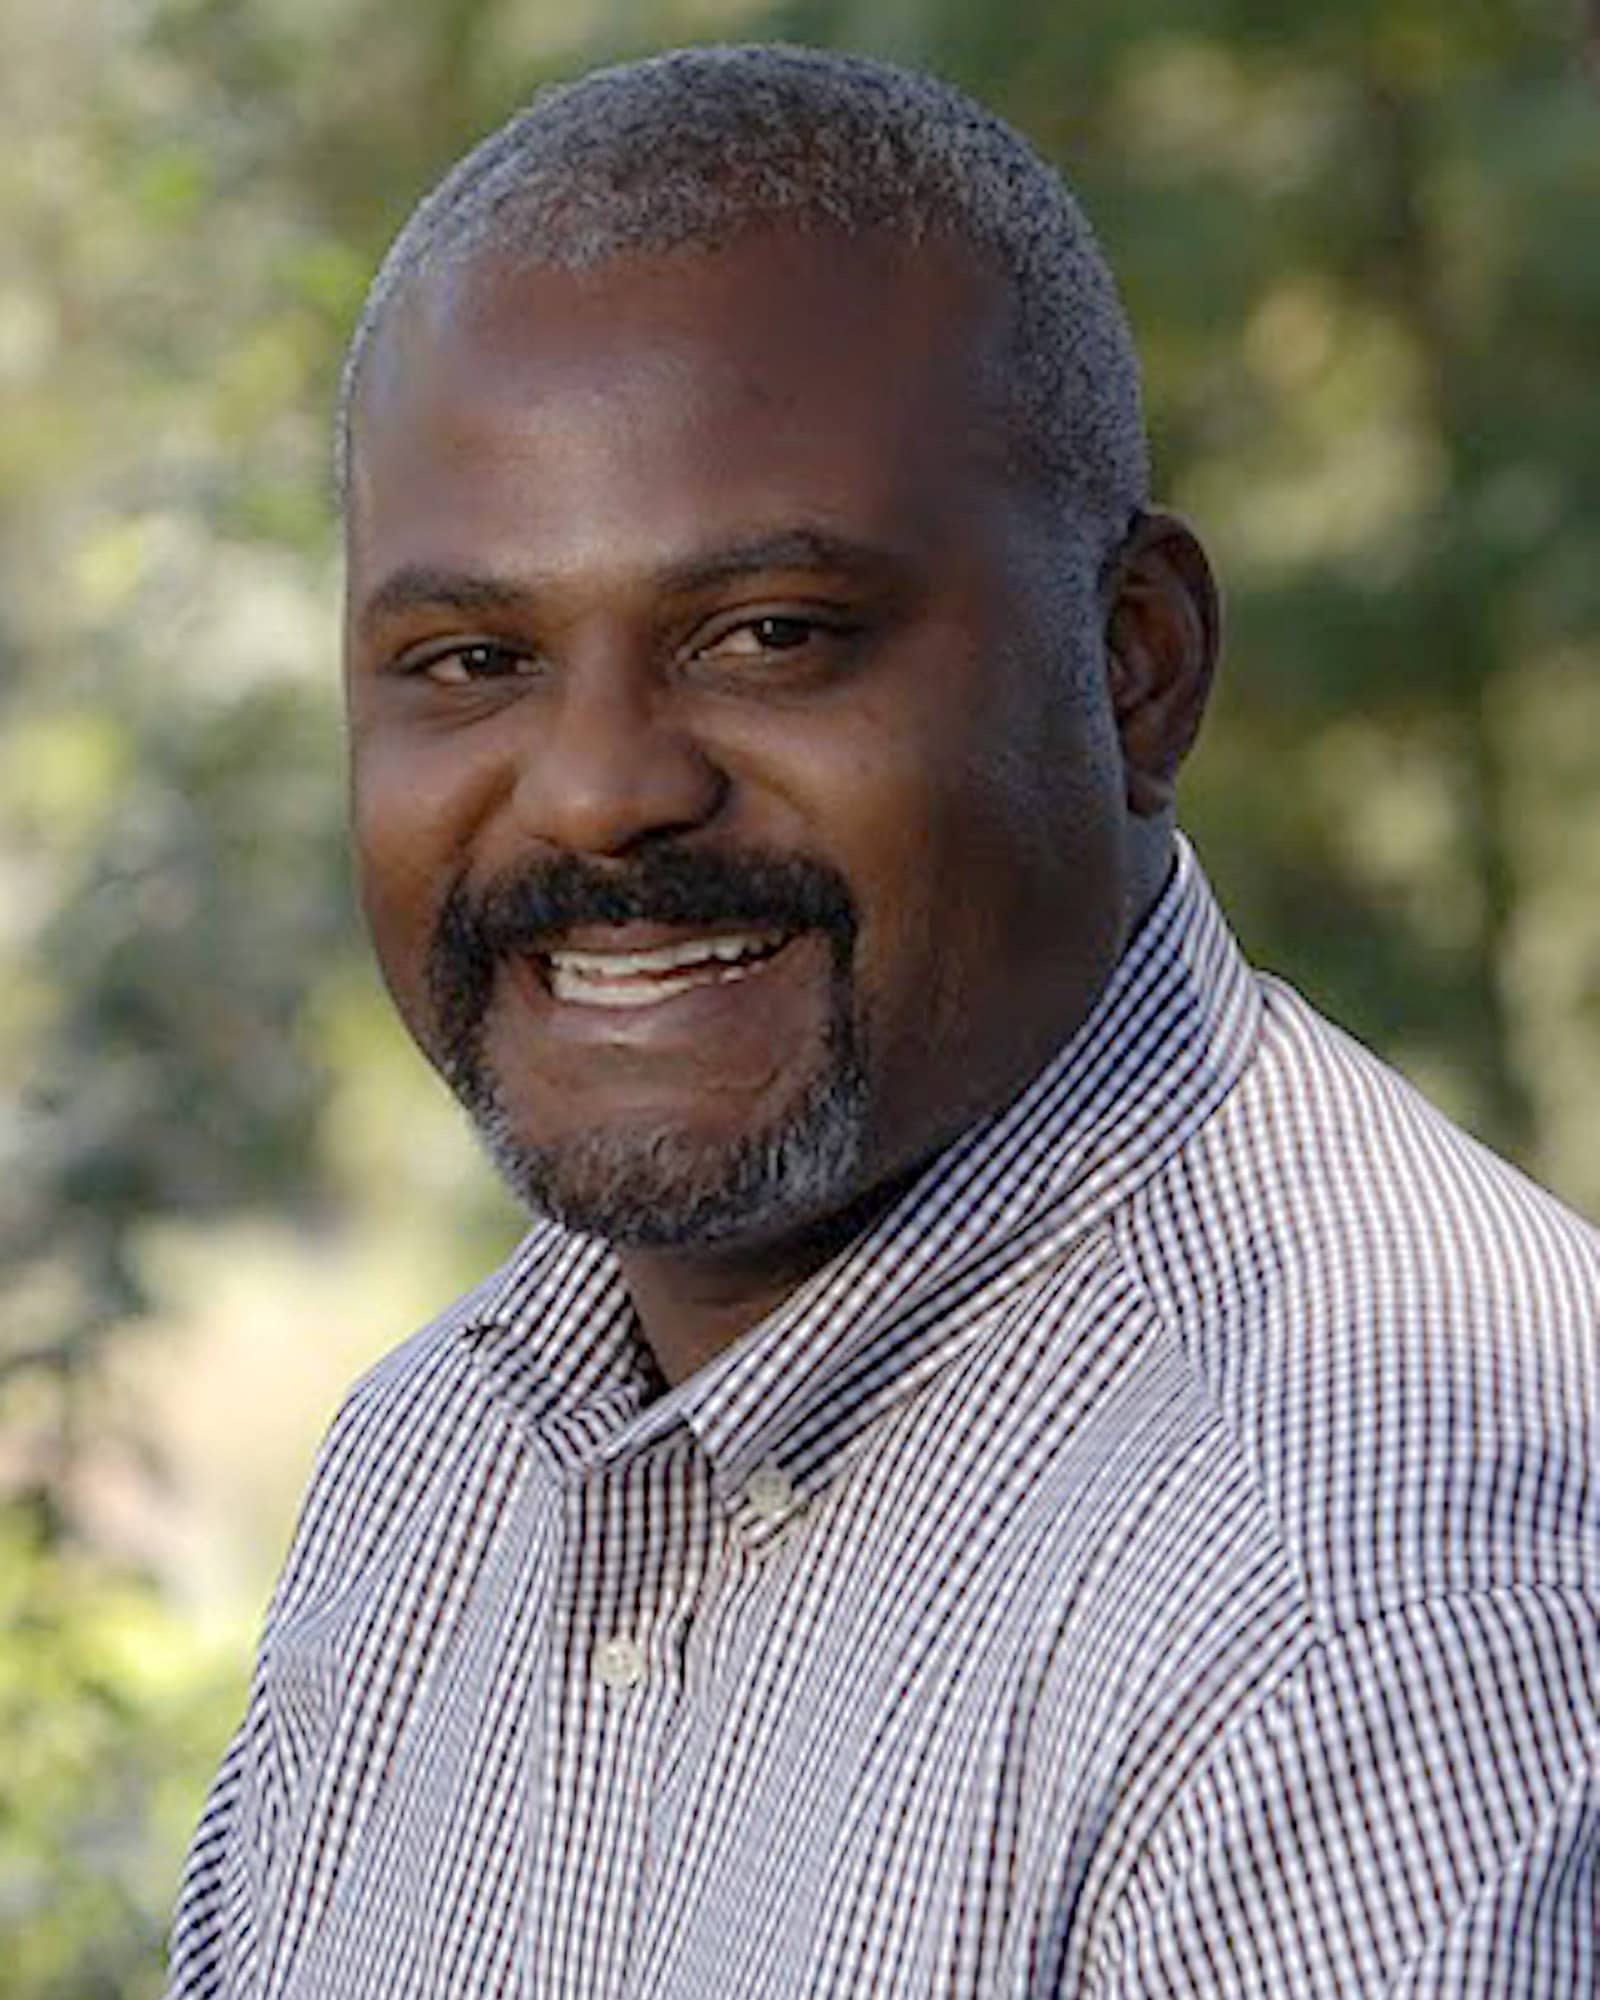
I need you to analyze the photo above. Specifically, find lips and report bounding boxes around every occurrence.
[426,848,858,1074]
[542,928,793,1009]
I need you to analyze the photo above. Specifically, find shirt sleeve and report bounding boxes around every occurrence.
[1081,1586,1599,1996]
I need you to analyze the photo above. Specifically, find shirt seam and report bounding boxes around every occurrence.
[1384,1721,1600,1994]
[1087,1580,1599,1991]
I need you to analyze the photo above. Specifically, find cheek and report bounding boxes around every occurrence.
[348,755,464,1013]
[349,713,501,889]
[848,719,1118,1035]
[817,751,983,1022]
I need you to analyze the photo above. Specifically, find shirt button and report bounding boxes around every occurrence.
[744,1462,796,1522]
[592,1636,646,1690]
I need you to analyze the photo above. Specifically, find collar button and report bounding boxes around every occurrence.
[744,1461,797,1523]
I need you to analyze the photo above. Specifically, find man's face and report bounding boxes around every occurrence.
[344,230,1144,1251]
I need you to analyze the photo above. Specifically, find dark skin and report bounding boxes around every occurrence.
[345,230,1219,1385]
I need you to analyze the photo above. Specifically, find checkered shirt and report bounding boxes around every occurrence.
[167,839,1599,1997]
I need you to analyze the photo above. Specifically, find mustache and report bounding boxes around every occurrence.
[427,845,858,1047]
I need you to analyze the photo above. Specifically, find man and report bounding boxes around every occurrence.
[168,45,1598,1998]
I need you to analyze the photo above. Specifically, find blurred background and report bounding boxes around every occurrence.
[2,0,1597,1990]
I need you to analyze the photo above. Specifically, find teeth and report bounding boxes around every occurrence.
[544,929,788,1008]
[547,930,782,978]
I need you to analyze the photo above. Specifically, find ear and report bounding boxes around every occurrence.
[1102,511,1220,818]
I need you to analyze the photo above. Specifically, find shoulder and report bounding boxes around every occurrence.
[260,1248,537,1635]
[1125,975,1599,1630]
[1089,980,1599,1990]
[1158,972,1600,1310]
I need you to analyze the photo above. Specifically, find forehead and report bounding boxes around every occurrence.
[345,231,1021,581]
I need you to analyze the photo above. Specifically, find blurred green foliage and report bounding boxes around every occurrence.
[2,0,1597,1990]
[1,1509,244,1999]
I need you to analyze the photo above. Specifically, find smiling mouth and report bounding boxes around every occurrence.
[541,929,795,1009]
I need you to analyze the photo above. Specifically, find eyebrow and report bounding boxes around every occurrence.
[355,528,909,637]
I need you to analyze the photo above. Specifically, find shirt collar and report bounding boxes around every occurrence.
[456,836,1260,1497]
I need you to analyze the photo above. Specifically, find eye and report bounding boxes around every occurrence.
[708,615,816,656]
[693,612,857,669]
[410,641,538,686]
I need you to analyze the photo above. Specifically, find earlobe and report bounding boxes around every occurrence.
[1103,511,1221,819]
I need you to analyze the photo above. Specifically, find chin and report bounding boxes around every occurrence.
[463,1050,870,1251]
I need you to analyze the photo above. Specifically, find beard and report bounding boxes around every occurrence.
[423,846,869,1248]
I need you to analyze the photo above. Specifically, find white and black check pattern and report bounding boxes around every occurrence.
[167,840,1599,1997]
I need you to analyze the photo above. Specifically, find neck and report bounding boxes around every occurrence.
[1126,818,1177,939]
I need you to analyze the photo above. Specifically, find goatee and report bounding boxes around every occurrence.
[424,846,868,1248]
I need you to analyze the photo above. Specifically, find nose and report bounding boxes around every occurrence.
[506,660,727,859]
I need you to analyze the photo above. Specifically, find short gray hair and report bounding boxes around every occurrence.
[338,44,1149,543]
